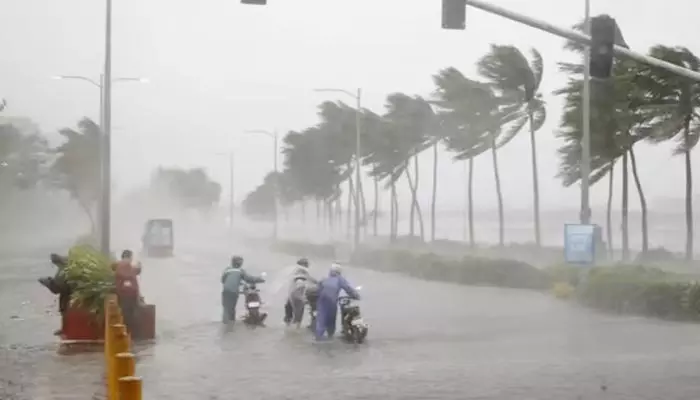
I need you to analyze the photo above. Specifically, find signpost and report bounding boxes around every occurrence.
[564,223,597,265]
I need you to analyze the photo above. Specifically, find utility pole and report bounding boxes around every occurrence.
[354,89,362,250]
[100,0,113,257]
[229,151,235,233]
[273,130,279,241]
[580,0,592,224]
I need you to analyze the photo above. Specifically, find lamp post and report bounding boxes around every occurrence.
[244,129,279,240]
[313,87,362,250]
[52,74,147,254]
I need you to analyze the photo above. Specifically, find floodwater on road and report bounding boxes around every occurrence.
[3,238,700,399]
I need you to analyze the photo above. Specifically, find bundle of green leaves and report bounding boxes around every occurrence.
[62,245,115,316]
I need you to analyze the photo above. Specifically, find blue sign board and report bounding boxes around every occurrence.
[564,224,596,265]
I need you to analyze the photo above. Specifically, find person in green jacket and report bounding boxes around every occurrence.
[221,255,265,323]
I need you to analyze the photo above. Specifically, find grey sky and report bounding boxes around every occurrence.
[0,0,697,211]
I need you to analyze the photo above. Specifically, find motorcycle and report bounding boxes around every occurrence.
[338,286,368,344]
[305,284,319,331]
[240,272,268,327]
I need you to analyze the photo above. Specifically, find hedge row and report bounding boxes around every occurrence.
[271,240,700,322]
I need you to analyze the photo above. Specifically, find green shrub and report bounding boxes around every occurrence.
[575,265,700,321]
[63,245,115,316]
[349,246,548,290]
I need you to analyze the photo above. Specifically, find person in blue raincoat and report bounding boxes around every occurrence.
[315,263,359,340]
[221,255,265,323]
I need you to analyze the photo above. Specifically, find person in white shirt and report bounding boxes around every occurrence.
[283,258,318,328]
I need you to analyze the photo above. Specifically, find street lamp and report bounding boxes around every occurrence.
[244,129,279,240]
[52,73,147,255]
[313,87,362,250]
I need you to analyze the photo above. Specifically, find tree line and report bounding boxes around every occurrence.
[243,19,700,262]
[0,115,221,233]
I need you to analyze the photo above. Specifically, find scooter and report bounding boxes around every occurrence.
[305,286,319,331]
[338,286,368,344]
[241,273,268,327]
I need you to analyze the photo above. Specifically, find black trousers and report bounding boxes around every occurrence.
[118,296,139,338]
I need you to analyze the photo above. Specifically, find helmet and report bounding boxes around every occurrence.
[297,258,309,268]
[231,255,244,267]
[329,263,342,276]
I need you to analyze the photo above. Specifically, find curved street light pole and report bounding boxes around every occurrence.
[52,70,147,254]
[244,129,279,240]
[313,87,362,250]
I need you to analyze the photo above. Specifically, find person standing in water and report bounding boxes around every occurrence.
[112,250,142,337]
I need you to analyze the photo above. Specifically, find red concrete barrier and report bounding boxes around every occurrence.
[62,303,156,342]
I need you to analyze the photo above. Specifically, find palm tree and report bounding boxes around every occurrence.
[635,46,700,262]
[381,93,435,241]
[50,118,101,233]
[555,55,651,261]
[432,67,506,246]
[477,45,547,246]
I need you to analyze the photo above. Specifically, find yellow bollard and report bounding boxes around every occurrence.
[104,302,121,400]
[109,324,129,400]
[118,376,142,400]
[115,353,136,382]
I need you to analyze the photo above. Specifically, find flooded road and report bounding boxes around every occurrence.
[4,238,700,399]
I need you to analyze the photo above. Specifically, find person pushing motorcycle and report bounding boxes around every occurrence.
[284,257,318,328]
[314,263,359,341]
[221,255,265,323]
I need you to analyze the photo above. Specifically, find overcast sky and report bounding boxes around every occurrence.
[0,0,697,212]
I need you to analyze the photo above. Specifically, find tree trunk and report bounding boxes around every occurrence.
[629,147,648,254]
[316,199,321,226]
[606,163,615,260]
[336,196,342,230]
[408,163,416,237]
[373,177,379,236]
[621,152,630,262]
[405,160,425,242]
[390,180,398,242]
[414,155,425,241]
[300,201,306,224]
[358,177,368,237]
[528,114,541,247]
[490,138,504,247]
[79,199,96,235]
[684,124,694,262]
[468,157,475,249]
[326,200,334,232]
[431,141,438,242]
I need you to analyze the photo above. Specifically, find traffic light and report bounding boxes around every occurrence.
[442,0,466,30]
[589,15,617,79]
[241,0,266,4]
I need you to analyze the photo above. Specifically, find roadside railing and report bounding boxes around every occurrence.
[104,294,143,400]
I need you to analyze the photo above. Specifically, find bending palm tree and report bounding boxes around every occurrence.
[477,45,546,246]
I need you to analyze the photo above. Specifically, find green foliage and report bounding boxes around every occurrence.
[575,266,700,320]
[151,166,221,210]
[0,121,49,192]
[63,245,115,316]
[242,172,279,218]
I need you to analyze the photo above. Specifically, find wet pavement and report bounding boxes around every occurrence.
[4,237,700,399]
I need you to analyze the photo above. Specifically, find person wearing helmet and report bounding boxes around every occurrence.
[283,257,318,328]
[314,263,359,340]
[221,255,265,323]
